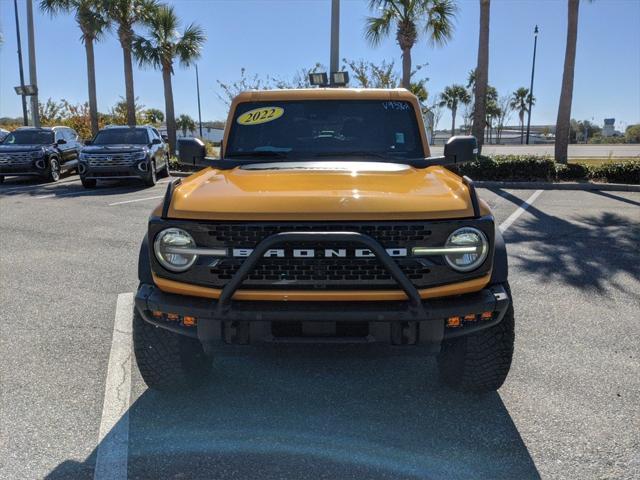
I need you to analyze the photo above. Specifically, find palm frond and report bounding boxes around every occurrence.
[364,10,394,46]
[176,23,206,67]
[424,0,456,46]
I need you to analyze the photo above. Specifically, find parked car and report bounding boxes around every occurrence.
[0,126,81,183]
[133,87,514,394]
[79,125,170,188]
[0,128,9,142]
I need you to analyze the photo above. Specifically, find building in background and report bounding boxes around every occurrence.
[602,118,623,137]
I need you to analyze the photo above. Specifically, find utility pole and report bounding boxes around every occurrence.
[13,0,29,125]
[26,0,40,127]
[525,25,538,144]
[330,0,340,74]
[195,64,203,137]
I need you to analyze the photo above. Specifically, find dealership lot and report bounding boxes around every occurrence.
[1,175,638,480]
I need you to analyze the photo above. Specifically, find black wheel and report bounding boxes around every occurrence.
[158,155,170,178]
[47,157,61,182]
[437,283,515,393]
[144,161,157,187]
[133,308,212,391]
[81,177,97,188]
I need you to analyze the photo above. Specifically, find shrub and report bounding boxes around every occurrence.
[457,155,555,181]
[588,161,640,184]
[556,163,590,181]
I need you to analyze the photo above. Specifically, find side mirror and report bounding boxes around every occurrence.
[178,137,207,169]
[443,136,477,165]
[56,138,67,145]
[151,138,162,145]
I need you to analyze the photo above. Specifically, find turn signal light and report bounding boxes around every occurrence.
[464,314,477,322]
[446,316,462,328]
[166,313,180,321]
[481,311,493,320]
[182,316,197,327]
[152,310,163,318]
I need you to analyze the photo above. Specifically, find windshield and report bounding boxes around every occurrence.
[226,100,424,160]
[93,128,149,145]
[2,130,54,145]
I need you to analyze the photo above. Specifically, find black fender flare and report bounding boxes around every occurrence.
[138,234,154,284]
[490,228,509,284]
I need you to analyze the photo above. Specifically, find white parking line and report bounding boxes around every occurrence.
[94,293,133,480]
[108,195,164,206]
[499,189,543,233]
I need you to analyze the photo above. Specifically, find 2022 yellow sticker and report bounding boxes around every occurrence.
[237,107,284,126]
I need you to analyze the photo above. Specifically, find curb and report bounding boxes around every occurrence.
[169,171,193,178]
[473,181,640,192]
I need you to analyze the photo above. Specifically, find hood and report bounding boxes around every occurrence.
[82,144,147,153]
[0,144,46,152]
[166,161,479,221]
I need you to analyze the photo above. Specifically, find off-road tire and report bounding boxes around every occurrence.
[144,161,157,187]
[437,283,515,393]
[81,177,97,188]
[132,308,212,391]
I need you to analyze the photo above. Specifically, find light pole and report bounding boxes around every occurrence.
[525,25,538,145]
[13,0,29,125]
[195,64,203,138]
[330,0,340,74]
[26,0,40,127]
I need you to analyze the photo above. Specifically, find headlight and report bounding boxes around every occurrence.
[134,150,148,160]
[154,228,198,272]
[79,152,88,161]
[31,149,44,159]
[443,227,489,272]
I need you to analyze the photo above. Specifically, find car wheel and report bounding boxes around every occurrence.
[47,158,61,182]
[132,308,212,391]
[437,282,515,393]
[158,155,170,178]
[81,177,97,188]
[144,161,157,187]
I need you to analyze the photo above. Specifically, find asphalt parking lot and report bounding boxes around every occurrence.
[1,173,639,480]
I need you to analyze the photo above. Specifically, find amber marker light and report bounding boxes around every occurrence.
[481,312,493,320]
[464,314,477,322]
[447,316,462,328]
[182,316,197,327]
[166,313,180,321]
[152,310,163,318]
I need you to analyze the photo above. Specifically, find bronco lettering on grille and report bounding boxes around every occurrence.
[232,248,408,258]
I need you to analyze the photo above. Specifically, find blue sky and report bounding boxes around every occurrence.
[1,0,639,131]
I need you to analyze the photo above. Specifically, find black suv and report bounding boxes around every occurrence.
[0,126,81,183]
[79,126,170,188]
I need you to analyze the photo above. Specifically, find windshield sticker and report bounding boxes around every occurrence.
[237,107,284,126]
[382,101,410,111]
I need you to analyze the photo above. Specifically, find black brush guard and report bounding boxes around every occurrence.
[136,231,510,354]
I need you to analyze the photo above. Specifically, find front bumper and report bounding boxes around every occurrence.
[80,162,148,180]
[135,282,510,354]
[0,161,47,177]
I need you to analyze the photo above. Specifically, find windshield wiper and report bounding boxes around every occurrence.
[225,151,288,159]
[312,151,391,160]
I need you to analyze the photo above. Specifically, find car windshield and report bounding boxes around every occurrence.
[225,100,424,160]
[2,130,54,145]
[93,128,149,145]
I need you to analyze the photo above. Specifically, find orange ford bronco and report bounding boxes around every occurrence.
[133,88,514,392]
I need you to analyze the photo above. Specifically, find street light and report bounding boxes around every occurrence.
[525,25,539,145]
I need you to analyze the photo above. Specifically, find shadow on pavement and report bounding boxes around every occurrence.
[492,188,639,298]
[45,348,540,480]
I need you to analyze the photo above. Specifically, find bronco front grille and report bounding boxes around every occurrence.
[150,219,494,292]
[86,152,140,167]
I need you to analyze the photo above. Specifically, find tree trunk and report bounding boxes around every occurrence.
[162,66,176,154]
[84,37,99,137]
[555,0,580,164]
[401,47,412,89]
[520,112,525,144]
[119,28,136,127]
[472,0,490,152]
[451,105,457,136]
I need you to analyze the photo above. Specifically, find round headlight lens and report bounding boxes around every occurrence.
[444,227,489,272]
[154,228,198,272]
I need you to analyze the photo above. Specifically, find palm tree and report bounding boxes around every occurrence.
[133,5,205,153]
[143,108,164,125]
[40,0,109,136]
[510,87,535,144]
[439,84,470,136]
[471,0,490,150]
[555,0,585,163]
[365,0,456,89]
[176,114,196,138]
[102,0,158,127]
